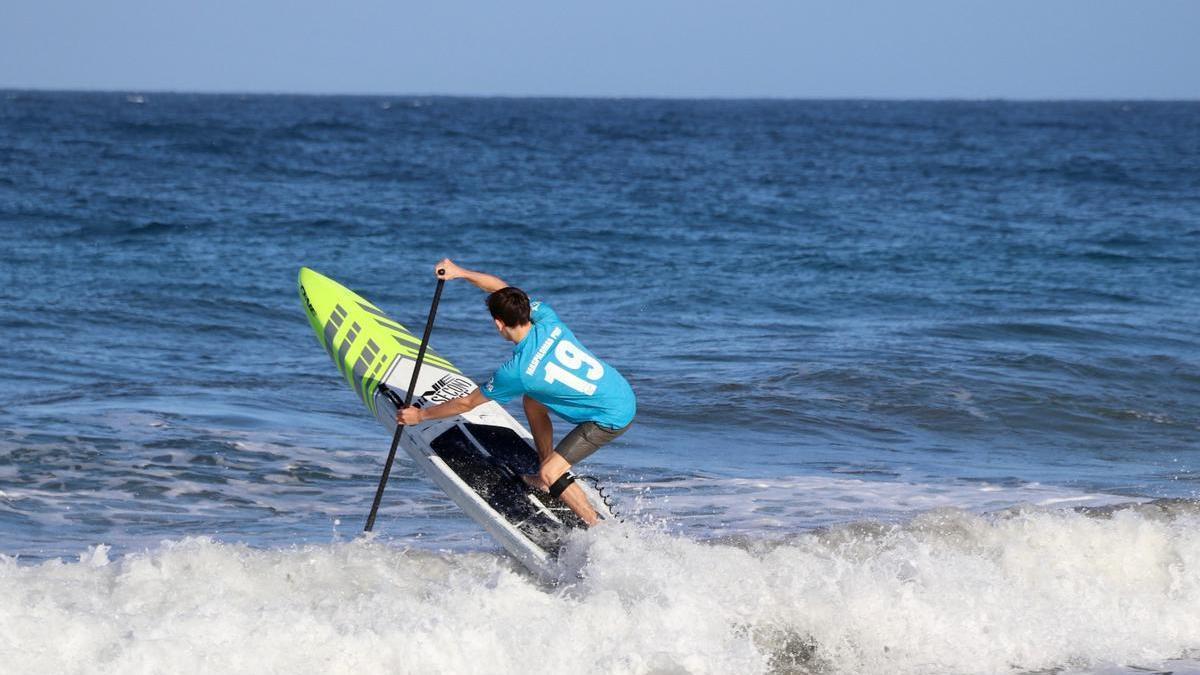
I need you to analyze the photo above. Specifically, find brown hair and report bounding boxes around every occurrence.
[486,287,531,327]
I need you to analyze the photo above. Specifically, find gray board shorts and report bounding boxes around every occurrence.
[555,421,631,465]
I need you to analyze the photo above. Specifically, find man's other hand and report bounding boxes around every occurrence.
[396,406,424,426]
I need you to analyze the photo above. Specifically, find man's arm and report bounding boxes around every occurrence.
[436,258,508,293]
[397,388,489,425]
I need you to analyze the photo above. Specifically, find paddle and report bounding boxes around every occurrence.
[363,269,446,533]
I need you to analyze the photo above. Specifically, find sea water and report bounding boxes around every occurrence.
[0,92,1198,674]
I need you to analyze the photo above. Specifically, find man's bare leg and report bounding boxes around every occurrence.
[520,397,598,526]
[523,396,555,463]
[535,452,598,526]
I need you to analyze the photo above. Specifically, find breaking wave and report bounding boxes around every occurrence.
[3,501,1199,674]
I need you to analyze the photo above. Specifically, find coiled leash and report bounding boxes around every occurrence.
[550,472,621,522]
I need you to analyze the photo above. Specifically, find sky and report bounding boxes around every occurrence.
[2,0,1197,99]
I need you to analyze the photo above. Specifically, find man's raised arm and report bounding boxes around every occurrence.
[435,258,508,293]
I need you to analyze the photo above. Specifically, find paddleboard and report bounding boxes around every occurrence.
[298,267,610,578]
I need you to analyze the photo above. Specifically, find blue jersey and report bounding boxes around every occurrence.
[482,300,636,429]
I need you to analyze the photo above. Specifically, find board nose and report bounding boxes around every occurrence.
[297,266,320,289]
[297,266,343,323]
[298,266,340,300]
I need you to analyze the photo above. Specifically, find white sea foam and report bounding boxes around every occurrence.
[2,504,1199,675]
[622,474,1144,535]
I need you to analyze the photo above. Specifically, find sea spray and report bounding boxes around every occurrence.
[2,503,1198,674]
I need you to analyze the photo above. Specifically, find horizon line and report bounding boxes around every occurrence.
[4,85,1198,104]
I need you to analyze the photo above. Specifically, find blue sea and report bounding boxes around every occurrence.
[1,91,1198,674]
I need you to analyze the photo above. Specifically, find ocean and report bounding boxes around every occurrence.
[1,91,1198,674]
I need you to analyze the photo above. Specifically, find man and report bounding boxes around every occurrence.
[396,259,636,527]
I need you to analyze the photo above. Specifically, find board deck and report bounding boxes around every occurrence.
[298,267,607,577]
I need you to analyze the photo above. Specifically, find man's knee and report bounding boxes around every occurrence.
[539,464,564,486]
[539,454,571,488]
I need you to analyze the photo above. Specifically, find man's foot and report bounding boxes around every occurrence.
[522,474,547,492]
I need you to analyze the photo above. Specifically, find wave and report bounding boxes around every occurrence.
[3,502,1198,674]
[623,475,1144,534]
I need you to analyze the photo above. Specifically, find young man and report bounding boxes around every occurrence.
[396,259,636,526]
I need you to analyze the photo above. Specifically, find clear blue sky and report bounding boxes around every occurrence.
[3,0,1197,98]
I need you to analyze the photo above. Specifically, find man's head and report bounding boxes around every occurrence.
[487,286,531,342]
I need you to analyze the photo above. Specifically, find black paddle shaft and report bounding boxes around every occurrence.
[363,273,446,532]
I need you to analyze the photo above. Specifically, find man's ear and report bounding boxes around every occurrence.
[494,318,506,333]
